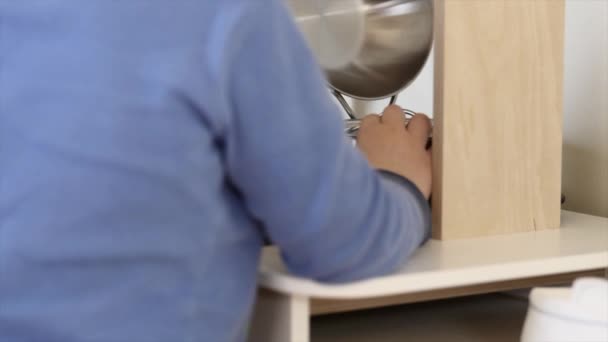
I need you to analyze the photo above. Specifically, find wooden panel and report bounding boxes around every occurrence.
[311,269,606,315]
[432,0,566,239]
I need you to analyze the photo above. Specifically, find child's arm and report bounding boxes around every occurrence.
[222,0,431,282]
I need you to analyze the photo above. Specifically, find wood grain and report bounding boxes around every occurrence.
[311,269,606,315]
[432,0,566,239]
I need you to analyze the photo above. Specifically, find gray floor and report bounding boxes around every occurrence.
[312,293,529,342]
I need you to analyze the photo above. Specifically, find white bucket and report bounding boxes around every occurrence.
[521,277,608,342]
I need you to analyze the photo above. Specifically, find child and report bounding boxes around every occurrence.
[0,0,432,341]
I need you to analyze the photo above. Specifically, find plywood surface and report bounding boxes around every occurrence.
[432,0,566,239]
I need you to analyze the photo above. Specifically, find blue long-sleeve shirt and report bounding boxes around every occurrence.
[0,1,431,341]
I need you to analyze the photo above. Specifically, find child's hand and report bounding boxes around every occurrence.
[357,105,432,199]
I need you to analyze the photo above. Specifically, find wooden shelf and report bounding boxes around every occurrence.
[249,211,608,342]
[258,211,607,298]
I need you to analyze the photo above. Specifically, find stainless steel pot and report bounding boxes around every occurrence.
[286,0,434,136]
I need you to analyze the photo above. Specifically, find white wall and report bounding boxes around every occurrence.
[561,0,608,217]
[352,0,608,217]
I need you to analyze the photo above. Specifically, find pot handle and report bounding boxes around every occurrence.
[331,90,417,138]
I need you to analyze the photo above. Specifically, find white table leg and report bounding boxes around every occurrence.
[248,289,310,342]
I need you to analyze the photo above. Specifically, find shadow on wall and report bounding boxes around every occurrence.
[562,143,608,218]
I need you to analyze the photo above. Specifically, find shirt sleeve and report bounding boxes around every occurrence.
[222,0,431,283]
